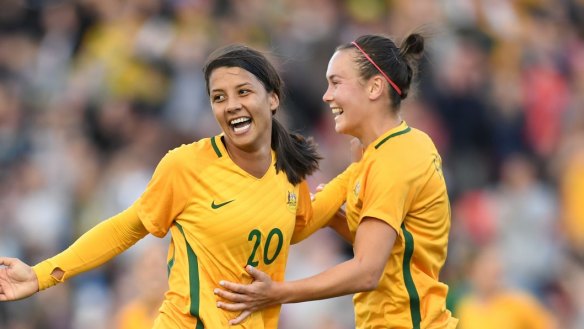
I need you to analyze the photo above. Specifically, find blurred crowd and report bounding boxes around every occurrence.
[1,0,583,328]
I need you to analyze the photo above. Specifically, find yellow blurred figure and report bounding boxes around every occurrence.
[456,245,557,329]
[115,241,167,329]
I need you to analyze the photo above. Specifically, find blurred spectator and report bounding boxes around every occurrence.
[491,153,559,295]
[456,244,558,329]
[114,237,167,329]
[1,0,583,327]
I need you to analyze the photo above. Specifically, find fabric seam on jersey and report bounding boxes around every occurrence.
[401,222,421,329]
[167,243,175,277]
[175,222,205,329]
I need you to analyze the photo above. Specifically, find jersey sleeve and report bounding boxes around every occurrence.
[136,149,190,237]
[359,159,410,232]
[291,164,354,244]
[32,204,148,290]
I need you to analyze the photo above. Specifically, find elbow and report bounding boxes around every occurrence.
[361,274,381,291]
[358,266,383,292]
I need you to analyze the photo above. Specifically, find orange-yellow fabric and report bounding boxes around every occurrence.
[136,135,313,329]
[313,121,457,328]
[560,149,584,250]
[32,206,148,290]
[116,299,159,329]
[456,291,556,329]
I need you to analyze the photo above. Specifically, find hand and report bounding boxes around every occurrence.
[0,257,39,301]
[214,265,281,325]
[350,137,363,162]
[310,183,327,201]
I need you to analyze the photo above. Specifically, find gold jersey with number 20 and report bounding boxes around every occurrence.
[136,135,312,329]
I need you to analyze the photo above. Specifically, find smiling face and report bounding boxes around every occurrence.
[322,49,370,138]
[208,66,279,152]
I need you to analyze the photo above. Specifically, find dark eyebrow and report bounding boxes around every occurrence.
[327,74,340,81]
[210,82,253,93]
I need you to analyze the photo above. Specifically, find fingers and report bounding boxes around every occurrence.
[316,183,326,192]
[245,265,269,281]
[214,287,249,303]
[218,280,248,294]
[0,257,14,267]
[216,300,248,312]
[229,310,252,325]
[350,137,363,162]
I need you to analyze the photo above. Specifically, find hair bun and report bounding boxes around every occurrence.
[399,33,424,60]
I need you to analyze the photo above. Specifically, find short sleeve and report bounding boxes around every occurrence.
[359,160,410,232]
[136,150,189,237]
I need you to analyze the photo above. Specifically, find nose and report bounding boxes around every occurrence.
[322,86,333,103]
[226,97,242,112]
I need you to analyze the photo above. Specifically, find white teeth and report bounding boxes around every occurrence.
[233,122,251,133]
[331,108,343,115]
[230,117,251,125]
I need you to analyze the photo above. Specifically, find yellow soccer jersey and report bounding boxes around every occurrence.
[314,121,457,329]
[136,135,312,329]
[456,291,556,329]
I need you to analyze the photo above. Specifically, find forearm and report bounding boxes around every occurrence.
[281,219,395,304]
[277,257,377,304]
[32,204,148,290]
[328,209,353,243]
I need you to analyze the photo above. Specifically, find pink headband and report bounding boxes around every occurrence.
[351,41,402,96]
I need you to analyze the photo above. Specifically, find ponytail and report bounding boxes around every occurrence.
[271,118,321,185]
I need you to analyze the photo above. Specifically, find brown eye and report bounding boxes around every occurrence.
[212,94,225,103]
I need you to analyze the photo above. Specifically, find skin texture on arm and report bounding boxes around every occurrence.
[215,217,396,325]
[0,204,148,301]
[327,208,353,244]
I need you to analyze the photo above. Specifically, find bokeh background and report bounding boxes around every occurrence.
[1,0,583,328]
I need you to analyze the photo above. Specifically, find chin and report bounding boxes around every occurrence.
[334,124,347,135]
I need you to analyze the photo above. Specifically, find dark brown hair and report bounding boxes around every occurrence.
[203,44,321,185]
[338,33,425,108]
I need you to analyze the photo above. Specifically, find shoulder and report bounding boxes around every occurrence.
[158,137,221,170]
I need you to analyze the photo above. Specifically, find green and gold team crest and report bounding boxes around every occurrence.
[287,191,297,212]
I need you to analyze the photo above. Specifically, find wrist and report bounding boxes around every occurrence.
[32,260,60,291]
[276,281,294,304]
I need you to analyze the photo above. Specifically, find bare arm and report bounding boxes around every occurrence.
[327,207,353,244]
[215,217,396,324]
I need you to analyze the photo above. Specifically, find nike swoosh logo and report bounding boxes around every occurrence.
[211,199,235,209]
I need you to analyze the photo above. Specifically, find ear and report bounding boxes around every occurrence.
[368,75,385,101]
[269,92,280,114]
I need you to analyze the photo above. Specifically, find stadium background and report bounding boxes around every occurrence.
[1,0,583,328]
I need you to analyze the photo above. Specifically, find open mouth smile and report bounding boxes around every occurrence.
[229,116,252,134]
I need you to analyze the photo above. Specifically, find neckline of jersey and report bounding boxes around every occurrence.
[372,121,411,150]
[212,134,276,180]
